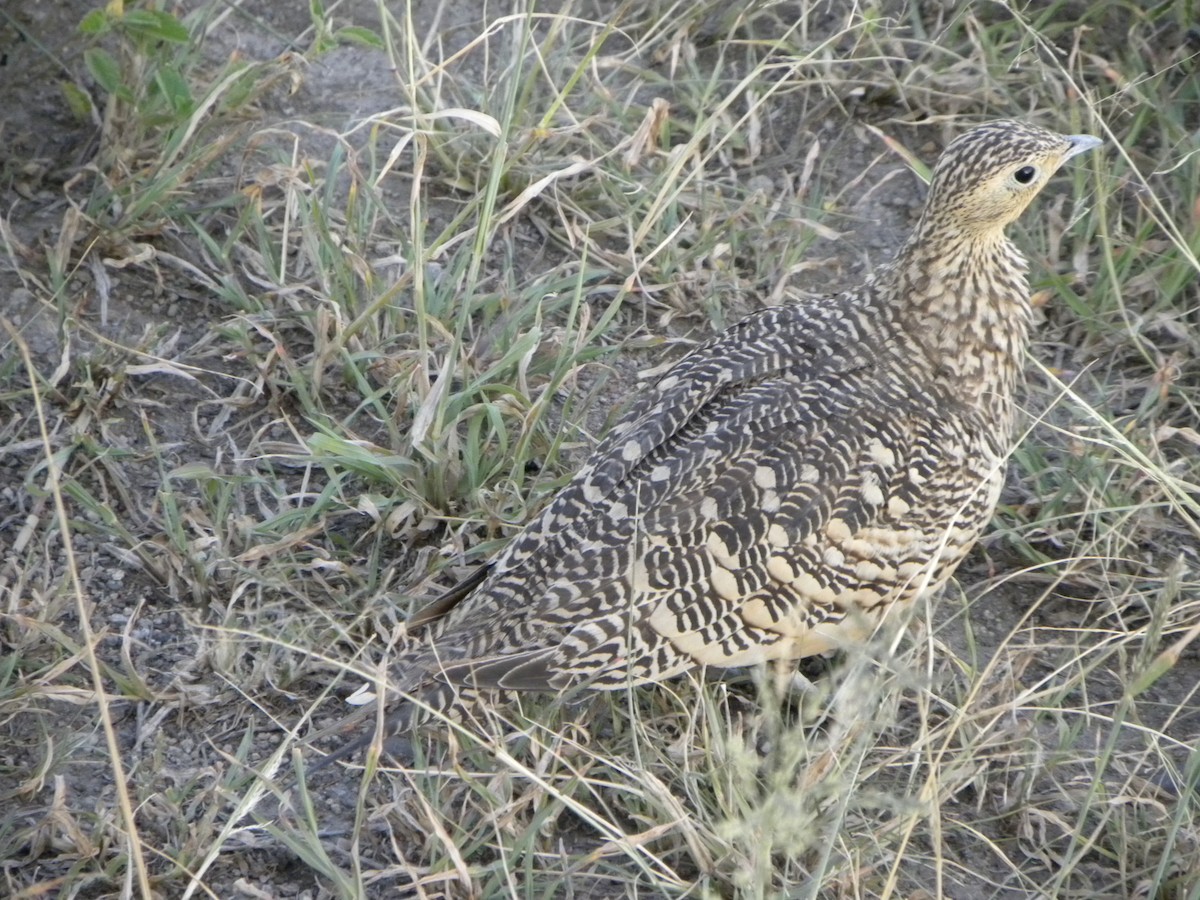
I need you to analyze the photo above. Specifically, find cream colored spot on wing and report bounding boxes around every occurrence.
[855,559,884,581]
[767,555,796,584]
[793,571,838,606]
[622,440,642,461]
[583,483,604,503]
[868,439,896,467]
[672,630,718,662]
[754,466,777,489]
[887,495,912,518]
[788,612,881,657]
[761,489,781,513]
[908,467,928,485]
[854,561,883,580]
[857,526,916,552]
[861,473,884,506]
[799,464,820,483]
[825,518,852,542]
[706,532,737,568]
[631,558,652,592]
[844,537,878,559]
[711,566,741,601]
[608,501,628,521]
[647,599,681,638]
[823,546,845,567]
[651,464,671,482]
[656,375,679,391]
[739,596,774,629]
[767,523,790,547]
[700,496,719,519]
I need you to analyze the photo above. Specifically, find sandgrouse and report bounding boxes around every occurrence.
[317,119,1101,766]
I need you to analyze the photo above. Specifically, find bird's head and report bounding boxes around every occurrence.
[923,120,1101,234]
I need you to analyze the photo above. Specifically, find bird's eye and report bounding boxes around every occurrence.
[1013,165,1037,184]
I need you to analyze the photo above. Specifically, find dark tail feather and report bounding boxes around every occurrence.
[304,680,482,772]
[406,564,491,632]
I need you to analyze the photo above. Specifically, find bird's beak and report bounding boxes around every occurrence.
[1063,133,1103,161]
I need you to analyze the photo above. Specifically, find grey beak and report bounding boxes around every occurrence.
[1063,133,1103,161]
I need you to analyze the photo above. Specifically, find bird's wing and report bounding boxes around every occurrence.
[392,293,998,688]
[413,298,877,632]
[398,302,851,638]
[429,390,996,693]
[502,301,875,565]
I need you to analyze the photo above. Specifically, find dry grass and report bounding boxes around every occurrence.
[2,0,1199,897]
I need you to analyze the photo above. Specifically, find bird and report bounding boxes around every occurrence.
[312,119,1101,768]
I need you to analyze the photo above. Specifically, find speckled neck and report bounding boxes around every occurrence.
[890,215,1033,421]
